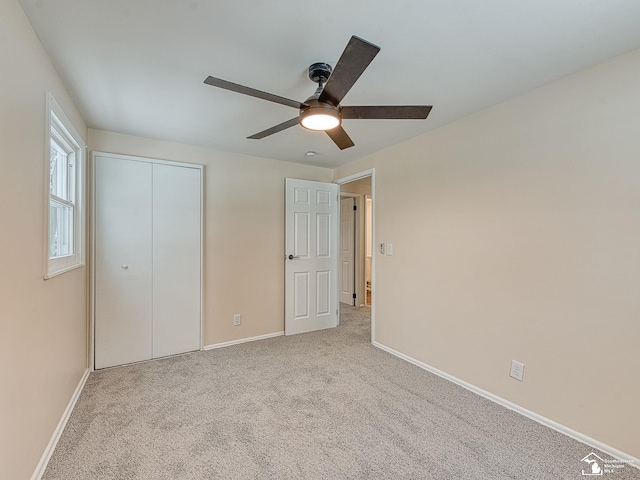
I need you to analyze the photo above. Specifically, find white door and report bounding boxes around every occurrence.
[152,164,202,358]
[340,197,355,305]
[285,178,339,335]
[95,157,153,369]
[94,153,202,369]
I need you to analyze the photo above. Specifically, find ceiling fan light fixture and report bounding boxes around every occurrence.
[204,36,431,150]
[300,107,340,131]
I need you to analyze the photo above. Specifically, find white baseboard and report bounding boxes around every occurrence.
[373,341,639,469]
[204,331,284,350]
[32,368,90,480]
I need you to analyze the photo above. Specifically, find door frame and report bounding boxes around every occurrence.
[364,194,373,307]
[336,168,375,343]
[89,152,205,371]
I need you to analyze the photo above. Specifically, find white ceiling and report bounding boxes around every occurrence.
[19,0,640,168]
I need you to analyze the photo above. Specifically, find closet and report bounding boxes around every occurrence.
[93,152,203,369]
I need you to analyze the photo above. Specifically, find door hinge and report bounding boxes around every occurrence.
[352,293,357,299]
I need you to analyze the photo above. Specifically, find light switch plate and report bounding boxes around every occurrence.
[386,243,393,255]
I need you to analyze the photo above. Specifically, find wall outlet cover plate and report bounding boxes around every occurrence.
[510,360,525,381]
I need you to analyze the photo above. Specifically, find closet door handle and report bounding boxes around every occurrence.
[122,265,129,269]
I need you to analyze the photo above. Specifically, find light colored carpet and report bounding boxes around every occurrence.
[44,306,639,479]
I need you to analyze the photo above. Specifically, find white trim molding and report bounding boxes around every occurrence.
[335,168,374,185]
[373,341,639,470]
[204,331,284,351]
[31,369,90,480]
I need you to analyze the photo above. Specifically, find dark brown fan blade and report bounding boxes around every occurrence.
[247,117,300,140]
[318,36,380,106]
[341,105,432,120]
[204,77,306,109]
[325,125,355,150]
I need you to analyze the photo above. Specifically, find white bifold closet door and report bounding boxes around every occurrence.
[94,154,202,369]
[151,164,201,358]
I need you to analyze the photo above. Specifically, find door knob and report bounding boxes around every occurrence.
[288,255,301,260]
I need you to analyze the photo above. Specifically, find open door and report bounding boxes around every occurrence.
[285,178,339,335]
[340,197,356,305]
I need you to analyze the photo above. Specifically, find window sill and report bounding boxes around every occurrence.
[44,262,86,280]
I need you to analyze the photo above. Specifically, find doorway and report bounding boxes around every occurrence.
[336,169,374,341]
[339,195,357,306]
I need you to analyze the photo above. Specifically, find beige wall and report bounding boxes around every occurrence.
[88,130,333,347]
[334,49,640,459]
[0,1,89,478]
[340,177,371,196]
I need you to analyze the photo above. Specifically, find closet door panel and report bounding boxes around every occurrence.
[95,158,153,369]
[152,164,202,358]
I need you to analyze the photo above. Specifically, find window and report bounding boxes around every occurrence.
[45,93,85,278]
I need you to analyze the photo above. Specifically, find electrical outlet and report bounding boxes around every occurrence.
[233,314,241,326]
[510,360,525,382]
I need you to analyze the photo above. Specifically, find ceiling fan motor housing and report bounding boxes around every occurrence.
[308,62,333,85]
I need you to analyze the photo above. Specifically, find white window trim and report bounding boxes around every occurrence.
[44,93,86,279]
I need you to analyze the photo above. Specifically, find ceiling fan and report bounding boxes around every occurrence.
[204,35,432,150]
